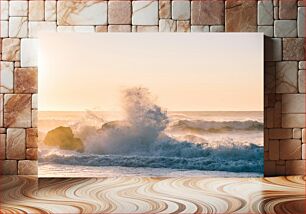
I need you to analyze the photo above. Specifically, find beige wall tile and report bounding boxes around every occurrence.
[191,25,209,32]
[282,94,305,114]
[136,26,158,32]
[57,26,95,33]
[298,70,305,93]
[280,139,302,160]
[282,114,305,128]
[6,128,26,159]
[57,0,107,25]
[264,160,276,176]
[21,38,38,67]
[276,61,298,93]
[26,128,38,148]
[269,140,279,160]
[4,94,32,128]
[0,61,14,93]
[283,38,305,61]
[0,134,5,159]
[132,1,158,25]
[29,1,45,21]
[279,0,297,19]
[26,148,37,160]
[14,68,38,94]
[29,21,57,38]
[2,38,20,61]
[9,1,28,17]
[0,160,17,175]
[172,1,190,21]
[95,26,108,32]
[159,1,171,19]
[0,95,3,128]
[0,21,9,38]
[258,0,273,25]
[108,25,131,32]
[108,1,131,24]
[159,19,176,32]
[286,160,305,175]
[45,1,57,21]
[293,128,302,139]
[18,160,37,175]
[9,17,28,38]
[274,20,297,37]
[1,1,9,21]
[298,7,305,37]
[177,20,190,32]
[269,128,293,139]
[225,0,256,32]
[192,0,224,25]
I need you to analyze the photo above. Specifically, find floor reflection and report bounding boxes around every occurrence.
[0,176,305,213]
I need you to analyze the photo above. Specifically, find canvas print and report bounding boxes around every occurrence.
[38,33,263,177]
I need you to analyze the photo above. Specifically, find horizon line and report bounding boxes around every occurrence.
[38,110,264,112]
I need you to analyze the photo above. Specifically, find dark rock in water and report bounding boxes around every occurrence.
[98,120,130,132]
[44,126,84,152]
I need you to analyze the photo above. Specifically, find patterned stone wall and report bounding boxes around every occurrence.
[0,0,305,176]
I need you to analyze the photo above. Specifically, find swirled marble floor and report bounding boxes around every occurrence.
[0,176,305,214]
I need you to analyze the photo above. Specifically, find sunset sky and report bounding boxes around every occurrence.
[38,33,263,112]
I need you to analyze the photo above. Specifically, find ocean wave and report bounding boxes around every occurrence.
[168,119,263,133]
[40,87,263,173]
[40,140,263,173]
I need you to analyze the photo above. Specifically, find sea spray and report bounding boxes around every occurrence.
[40,87,264,173]
[83,87,169,154]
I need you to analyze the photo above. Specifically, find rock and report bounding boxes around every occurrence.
[99,120,130,132]
[44,126,84,152]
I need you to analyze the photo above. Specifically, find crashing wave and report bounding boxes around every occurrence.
[168,120,263,133]
[39,141,263,173]
[41,87,263,173]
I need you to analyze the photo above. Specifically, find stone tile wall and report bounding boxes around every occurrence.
[0,0,305,176]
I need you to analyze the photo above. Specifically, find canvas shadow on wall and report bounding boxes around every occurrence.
[37,33,264,177]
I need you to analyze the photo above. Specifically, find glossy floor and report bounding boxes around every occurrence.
[0,176,305,213]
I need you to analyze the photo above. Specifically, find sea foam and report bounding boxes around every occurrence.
[40,87,263,173]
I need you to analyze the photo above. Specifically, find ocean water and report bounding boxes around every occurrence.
[38,110,263,177]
